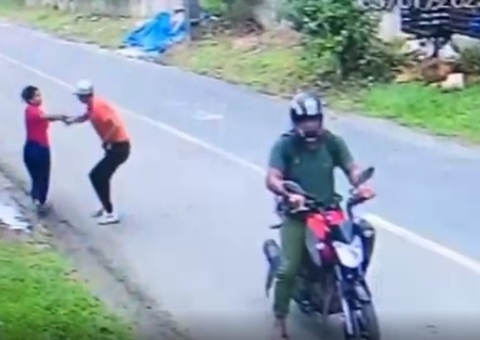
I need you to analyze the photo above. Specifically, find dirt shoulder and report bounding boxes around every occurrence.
[0,162,191,340]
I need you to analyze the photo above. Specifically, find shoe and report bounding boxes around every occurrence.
[272,318,289,339]
[91,208,104,218]
[34,200,48,215]
[97,211,120,225]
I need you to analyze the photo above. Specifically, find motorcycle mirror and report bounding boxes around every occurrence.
[353,166,375,187]
[283,181,306,195]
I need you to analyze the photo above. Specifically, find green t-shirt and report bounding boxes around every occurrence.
[268,130,354,205]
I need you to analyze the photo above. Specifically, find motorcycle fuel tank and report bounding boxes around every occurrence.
[304,212,344,266]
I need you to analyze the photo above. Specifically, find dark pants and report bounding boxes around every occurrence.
[23,141,51,204]
[273,217,305,318]
[89,141,130,213]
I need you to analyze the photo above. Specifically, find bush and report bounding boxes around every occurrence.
[202,0,227,16]
[459,46,480,75]
[224,0,257,21]
[286,0,401,85]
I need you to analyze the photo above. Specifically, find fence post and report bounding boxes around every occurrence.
[182,0,192,41]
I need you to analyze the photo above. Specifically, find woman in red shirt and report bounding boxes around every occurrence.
[22,85,65,213]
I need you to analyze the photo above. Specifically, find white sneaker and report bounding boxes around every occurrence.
[97,211,120,225]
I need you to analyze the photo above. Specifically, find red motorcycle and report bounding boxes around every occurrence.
[263,167,379,340]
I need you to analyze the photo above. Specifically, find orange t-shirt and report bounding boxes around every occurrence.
[87,97,129,143]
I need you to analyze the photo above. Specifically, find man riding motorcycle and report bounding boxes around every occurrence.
[265,92,375,339]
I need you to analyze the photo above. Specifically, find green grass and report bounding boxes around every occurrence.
[0,5,134,48]
[1,3,480,142]
[0,239,133,340]
[355,83,480,142]
[168,38,304,95]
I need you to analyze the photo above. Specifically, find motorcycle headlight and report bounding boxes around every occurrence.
[362,228,375,238]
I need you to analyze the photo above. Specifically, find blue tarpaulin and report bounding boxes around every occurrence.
[122,12,187,54]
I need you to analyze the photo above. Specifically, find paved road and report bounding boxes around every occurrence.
[0,24,480,339]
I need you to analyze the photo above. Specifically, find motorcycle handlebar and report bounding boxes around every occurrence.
[346,195,369,208]
[271,192,373,229]
[283,192,371,215]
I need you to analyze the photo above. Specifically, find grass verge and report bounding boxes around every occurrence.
[1,4,480,142]
[164,31,306,96]
[356,83,480,142]
[0,5,135,48]
[0,236,133,340]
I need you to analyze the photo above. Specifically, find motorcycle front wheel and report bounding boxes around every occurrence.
[343,302,381,340]
[357,303,380,340]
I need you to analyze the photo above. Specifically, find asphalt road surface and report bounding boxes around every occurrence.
[0,23,480,340]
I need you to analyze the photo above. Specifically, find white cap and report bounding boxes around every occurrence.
[73,79,94,95]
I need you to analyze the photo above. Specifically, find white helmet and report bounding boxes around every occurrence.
[73,79,94,96]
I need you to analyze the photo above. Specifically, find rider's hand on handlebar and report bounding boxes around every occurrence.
[287,193,306,208]
[356,185,375,200]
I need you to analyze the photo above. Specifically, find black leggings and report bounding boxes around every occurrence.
[89,141,130,213]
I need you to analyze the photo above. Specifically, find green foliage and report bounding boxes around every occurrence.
[201,0,227,16]
[286,0,401,84]
[201,0,261,23]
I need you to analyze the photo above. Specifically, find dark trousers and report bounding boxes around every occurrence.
[23,141,51,204]
[89,141,130,213]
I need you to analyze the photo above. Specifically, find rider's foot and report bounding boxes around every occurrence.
[272,318,289,339]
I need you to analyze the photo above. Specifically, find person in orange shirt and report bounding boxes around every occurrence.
[66,80,130,225]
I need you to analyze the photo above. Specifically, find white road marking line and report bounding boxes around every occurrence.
[193,112,224,121]
[1,50,480,275]
[365,213,480,275]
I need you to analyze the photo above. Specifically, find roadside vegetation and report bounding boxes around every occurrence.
[1,0,480,142]
[0,230,133,340]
